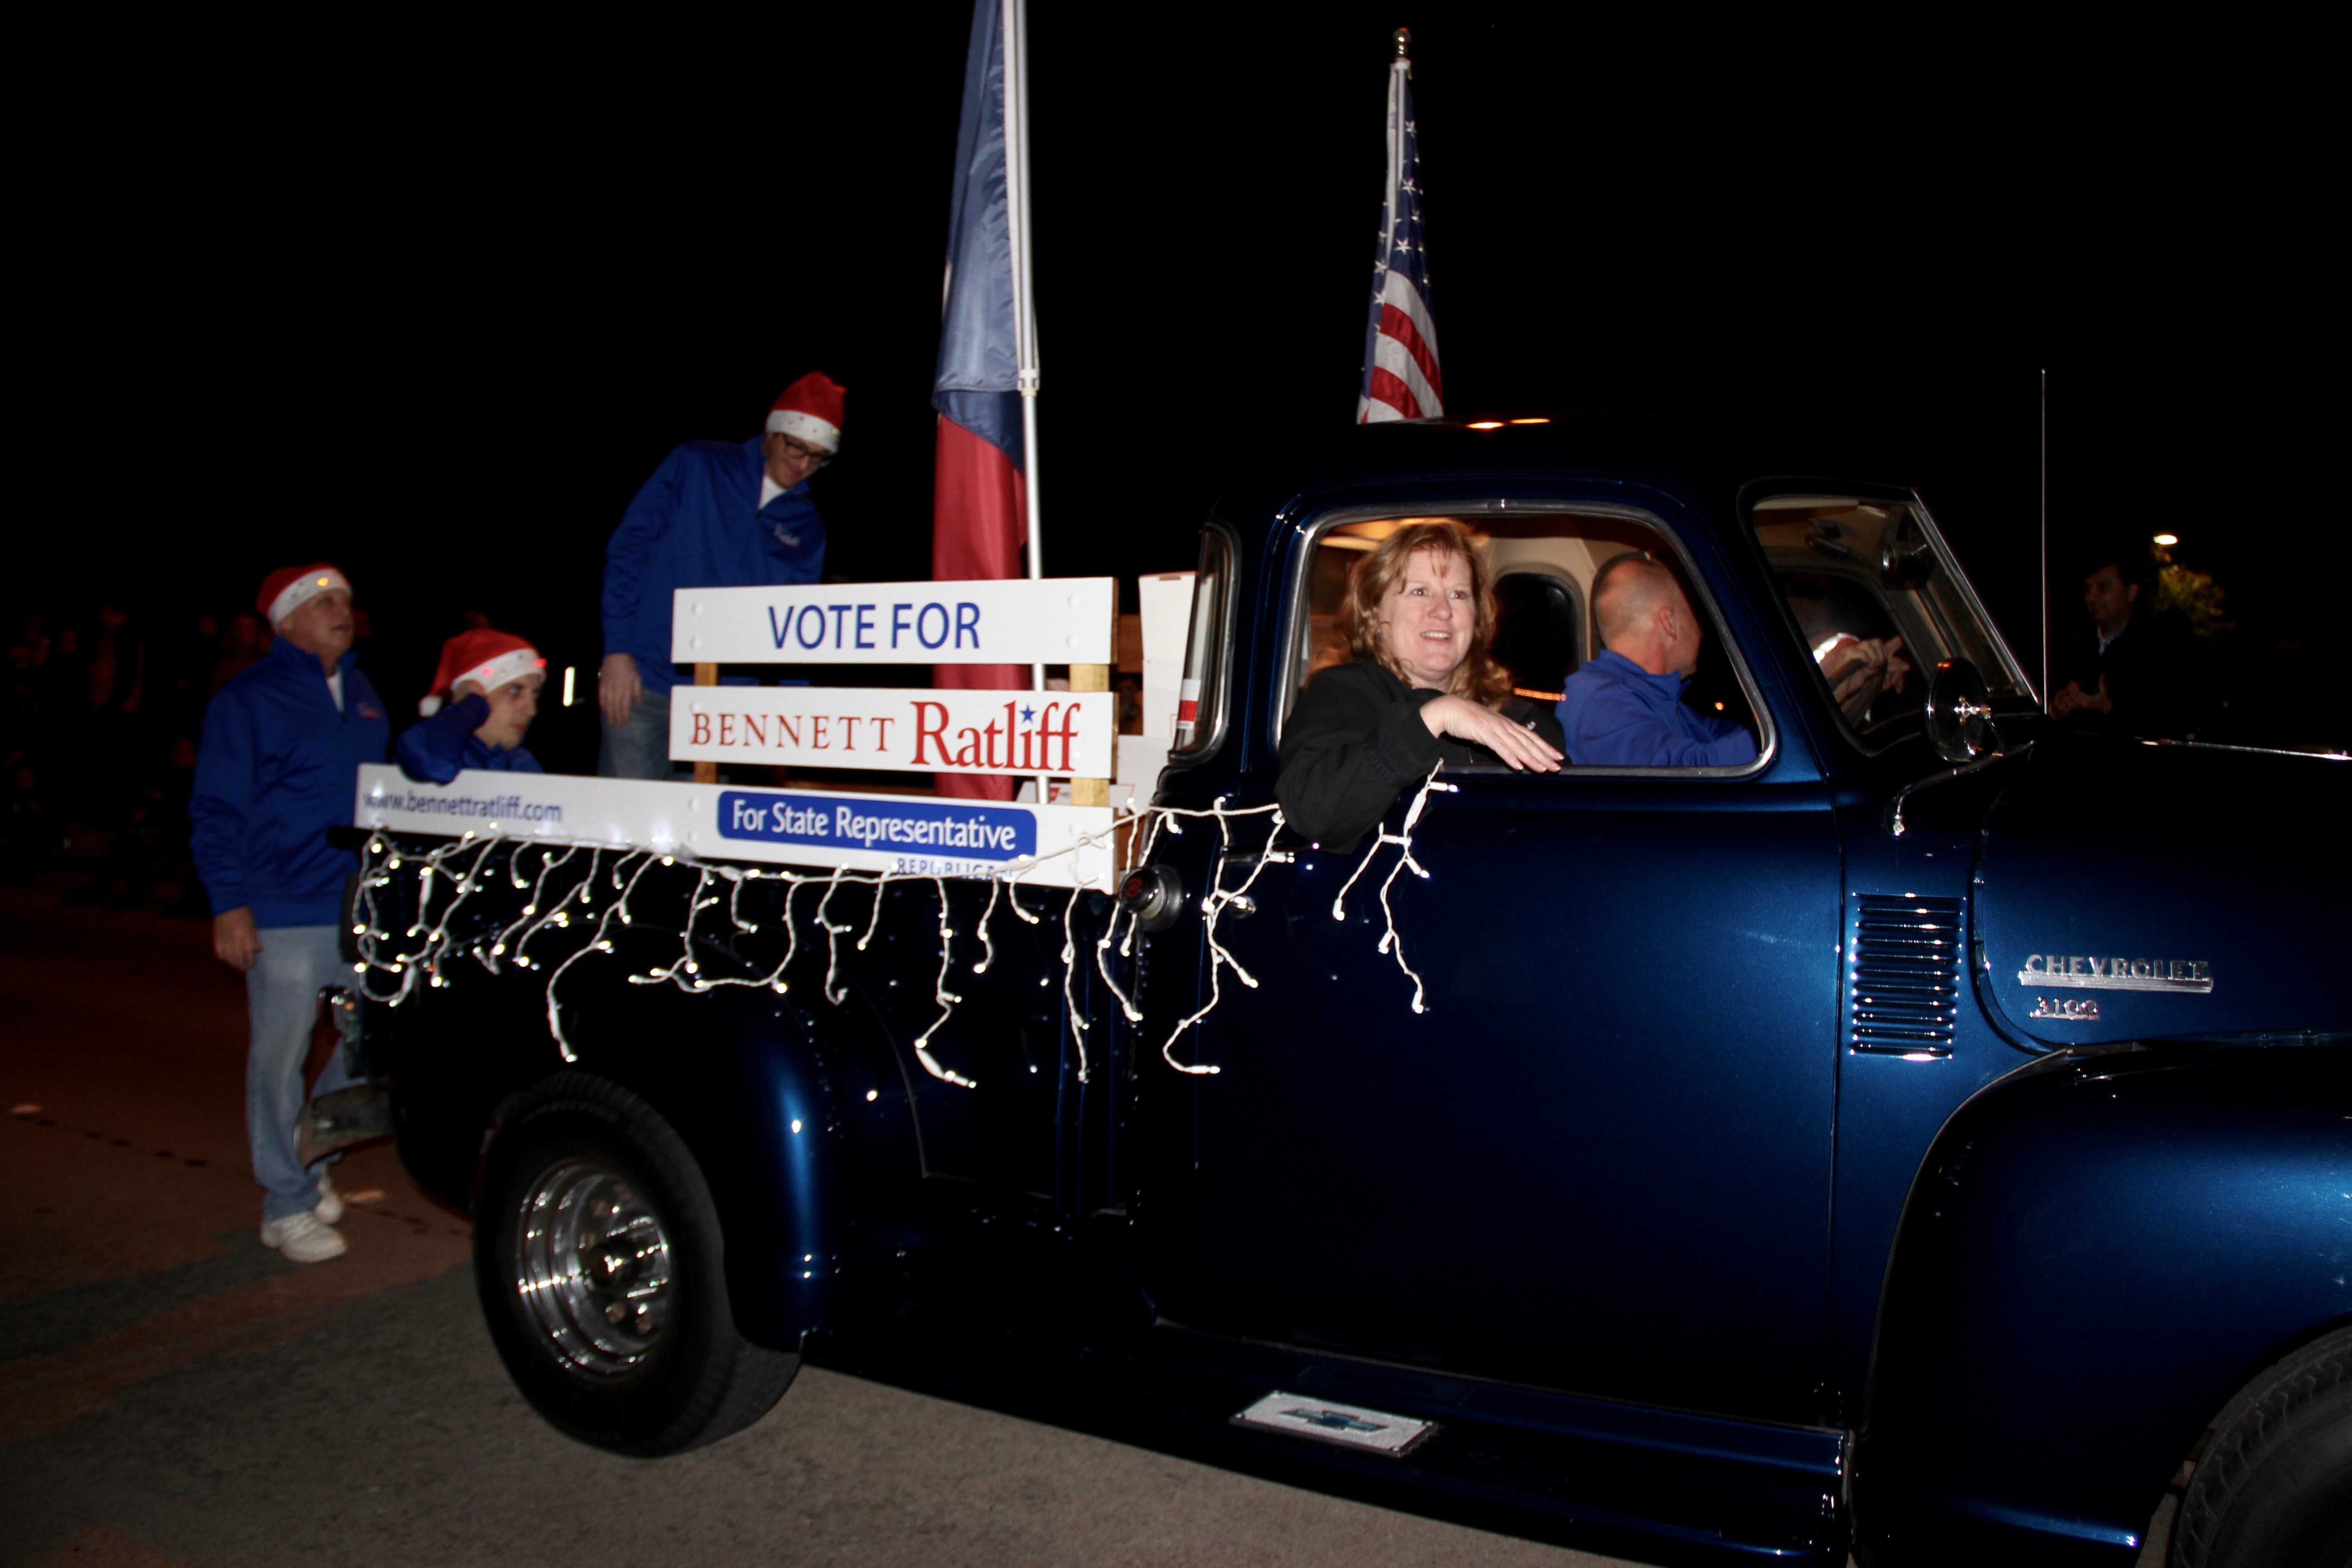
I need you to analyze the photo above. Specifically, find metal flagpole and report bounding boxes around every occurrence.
[1001,0,1047,801]
[1382,31,1407,290]
[1004,0,1042,583]
[2039,368,2049,708]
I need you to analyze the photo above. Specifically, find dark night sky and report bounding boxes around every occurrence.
[21,10,2341,760]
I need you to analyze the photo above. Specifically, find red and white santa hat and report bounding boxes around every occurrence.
[765,372,847,453]
[257,563,352,627]
[418,628,544,715]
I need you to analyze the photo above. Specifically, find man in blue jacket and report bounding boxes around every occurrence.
[396,628,545,783]
[192,564,391,1263]
[1556,554,1759,768]
[598,372,845,779]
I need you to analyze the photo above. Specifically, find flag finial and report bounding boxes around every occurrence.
[1393,26,1411,57]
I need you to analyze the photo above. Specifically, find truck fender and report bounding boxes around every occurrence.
[1853,1044,2352,1567]
[483,977,922,1354]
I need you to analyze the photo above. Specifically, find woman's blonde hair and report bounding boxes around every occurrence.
[1342,520,1510,706]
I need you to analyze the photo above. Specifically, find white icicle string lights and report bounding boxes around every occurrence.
[814,866,857,1006]
[1152,794,1286,1075]
[909,878,977,1088]
[1091,809,1167,1031]
[347,764,1453,1085]
[1328,764,1456,1015]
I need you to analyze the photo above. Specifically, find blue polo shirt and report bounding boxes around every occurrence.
[1555,650,1757,768]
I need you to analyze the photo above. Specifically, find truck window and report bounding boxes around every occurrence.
[1170,524,1235,758]
[1280,510,1767,770]
[1750,495,2034,739]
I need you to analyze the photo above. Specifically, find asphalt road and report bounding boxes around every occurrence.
[1,883,1643,1568]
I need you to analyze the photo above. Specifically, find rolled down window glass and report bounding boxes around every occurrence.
[1171,525,1234,758]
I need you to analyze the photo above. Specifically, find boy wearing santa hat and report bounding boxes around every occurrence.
[191,563,390,1264]
[598,372,844,779]
[396,628,547,784]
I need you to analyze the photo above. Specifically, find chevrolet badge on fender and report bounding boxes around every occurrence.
[2015,953,2214,993]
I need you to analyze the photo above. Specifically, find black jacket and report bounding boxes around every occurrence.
[1276,661,1566,850]
[2058,610,2211,740]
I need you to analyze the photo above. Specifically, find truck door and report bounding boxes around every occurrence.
[1133,504,1841,1427]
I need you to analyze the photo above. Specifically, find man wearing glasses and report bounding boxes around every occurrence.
[598,372,847,778]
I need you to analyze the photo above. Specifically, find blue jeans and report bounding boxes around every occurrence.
[245,923,354,1222]
[598,683,683,780]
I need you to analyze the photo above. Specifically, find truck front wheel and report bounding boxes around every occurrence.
[2171,1326,2352,1568]
[474,1076,798,1455]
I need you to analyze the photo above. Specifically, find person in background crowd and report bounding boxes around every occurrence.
[7,615,59,776]
[66,730,192,912]
[155,612,220,745]
[2049,549,2208,739]
[1555,554,1759,768]
[38,621,90,806]
[0,758,50,885]
[76,603,149,866]
[190,564,390,1264]
[396,628,546,784]
[598,372,845,779]
[211,611,271,694]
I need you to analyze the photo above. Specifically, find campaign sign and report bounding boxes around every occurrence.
[719,791,1035,864]
[355,766,1118,889]
[671,578,1116,665]
[669,686,1114,775]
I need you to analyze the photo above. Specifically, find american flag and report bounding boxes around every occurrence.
[1356,41,1441,423]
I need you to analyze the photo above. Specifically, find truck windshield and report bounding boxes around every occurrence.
[1751,495,2032,737]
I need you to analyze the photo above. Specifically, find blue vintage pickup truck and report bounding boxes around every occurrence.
[338,416,2349,1568]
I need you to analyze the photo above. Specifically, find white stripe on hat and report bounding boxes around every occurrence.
[766,408,841,452]
[455,647,543,694]
[267,569,351,627]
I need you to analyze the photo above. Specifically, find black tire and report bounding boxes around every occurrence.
[2171,1327,2352,1568]
[474,1075,798,1456]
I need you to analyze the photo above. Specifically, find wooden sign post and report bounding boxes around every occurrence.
[692,662,719,784]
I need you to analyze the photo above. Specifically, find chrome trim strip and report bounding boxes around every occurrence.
[2017,970,2215,995]
[2127,737,2351,763]
[1909,488,2039,704]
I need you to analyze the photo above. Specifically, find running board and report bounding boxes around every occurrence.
[1234,1391,1436,1458]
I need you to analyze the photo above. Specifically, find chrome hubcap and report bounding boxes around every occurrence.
[512,1157,674,1378]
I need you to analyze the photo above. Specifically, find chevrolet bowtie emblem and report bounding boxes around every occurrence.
[2016,954,2213,995]
[1283,1408,1385,1433]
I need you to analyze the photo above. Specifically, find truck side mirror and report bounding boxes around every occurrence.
[1924,659,1997,763]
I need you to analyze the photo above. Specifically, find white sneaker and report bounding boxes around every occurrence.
[313,1168,344,1225]
[260,1210,348,1263]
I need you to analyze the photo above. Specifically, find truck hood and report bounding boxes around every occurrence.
[1972,738,2352,1047]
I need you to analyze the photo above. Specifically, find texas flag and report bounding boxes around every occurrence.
[931,0,1027,800]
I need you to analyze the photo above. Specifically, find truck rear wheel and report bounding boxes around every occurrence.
[474,1076,798,1455]
[2171,1327,2352,1568]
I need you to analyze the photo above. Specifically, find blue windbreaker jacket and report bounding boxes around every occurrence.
[394,694,543,784]
[1555,650,1758,767]
[601,437,826,695]
[191,637,392,927]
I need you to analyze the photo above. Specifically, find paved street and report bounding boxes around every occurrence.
[2,884,1640,1568]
